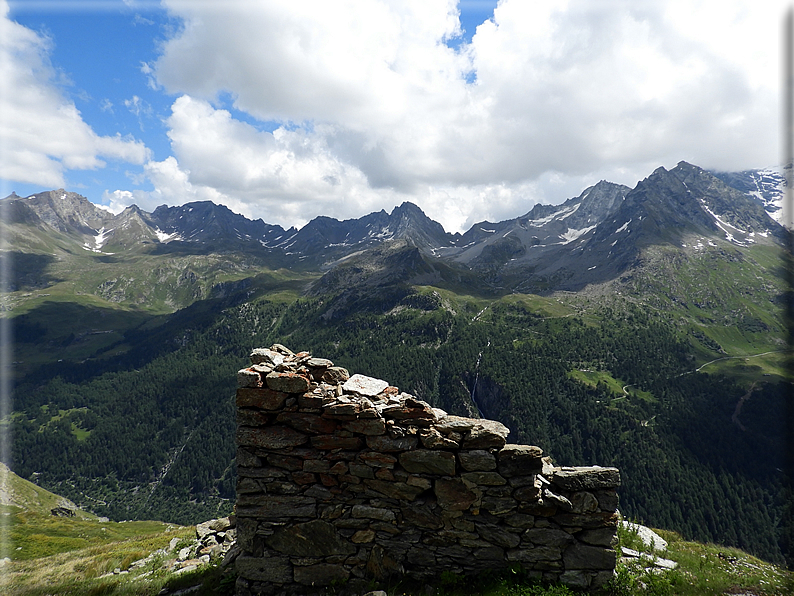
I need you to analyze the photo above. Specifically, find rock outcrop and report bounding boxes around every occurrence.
[235,346,620,594]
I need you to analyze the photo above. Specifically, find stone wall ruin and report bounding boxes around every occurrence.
[235,345,620,594]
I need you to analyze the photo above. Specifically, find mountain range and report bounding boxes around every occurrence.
[2,160,791,567]
[2,161,784,301]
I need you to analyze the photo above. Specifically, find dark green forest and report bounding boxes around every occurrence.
[9,290,788,565]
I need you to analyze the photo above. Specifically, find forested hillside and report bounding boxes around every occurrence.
[10,285,787,565]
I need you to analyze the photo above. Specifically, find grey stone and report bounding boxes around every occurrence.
[343,418,387,435]
[563,543,617,570]
[399,450,456,476]
[352,505,396,522]
[524,527,575,548]
[322,367,350,384]
[307,357,333,368]
[543,488,573,511]
[435,478,477,511]
[236,387,288,410]
[620,521,667,552]
[400,505,443,530]
[462,471,506,486]
[577,527,618,547]
[265,372,311,394]
[570,491,599,514]
[366,544,403,579]
[595,489,620,512]
[294,563,349,586]
[366,435,418,452]
[364,479,425,501]
[506,546,562,562]
[462,420,510,449]
[497,445,544,477]
[238,368,261,388]
[250,348,285,367]
[458,450,497,472]
[551,467,621,491]
[236,496,316,519]
[266,520,355,557]
[237,426,308,449]
[435,415,477,433]
[559,570,591,588]
[236,555,291,583]
[343,374,389,397]
[476,523,521,548]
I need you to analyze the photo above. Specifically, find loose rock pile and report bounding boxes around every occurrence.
[235,345,621,595]
[119,517,239,581]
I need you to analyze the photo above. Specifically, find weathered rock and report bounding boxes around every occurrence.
[399,450,456,476]
[476,524,521,548]
[551,467,621,491]
[236,387,288,410]
[435,478,477,511]
[238,368,261,388]
[366,544,403,579]
[498,445,544,477]
[524,527,575,548]
[322,367,350,384]
[343,374,389,397]
[463,420,510,449]
[400,505,443,530]
[307,357,333,368]
[364,479,425,501]
[366,434,418,452]
[577,527,617,547]
[276,412,338,434]
[352,505,396,522]
[462,471,506,486]
[435,415,477,434]
[310,435,362,450]
[237,426,308,449]
[294,563,349,585]
[236,556,292,583]
[236,496,316,519]
[250,348,285,367]
[265,372,311,394]
[419,427,459,448]
[266,520,355,557]
[342,418,387,435]
[459,450,497,472]
[563,543,617,570]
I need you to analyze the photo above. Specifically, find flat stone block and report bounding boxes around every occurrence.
[343,374,389,397]
[267,520,355,557]
[399,450,456,476]
[563,542,617,570]
[236,555,291,583]
[458,450,497,472]
[366,435,418,452]
[551,467,621,491]
[266,372,311,394]
[497,445,544,477]
[237,426,308,449]
[294,563,350,586]
[236,387,288,410]
[435,477,477,511]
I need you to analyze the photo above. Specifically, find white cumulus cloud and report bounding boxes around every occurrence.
[138,0,784,232]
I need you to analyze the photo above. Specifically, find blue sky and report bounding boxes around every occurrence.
[0,0,784,232]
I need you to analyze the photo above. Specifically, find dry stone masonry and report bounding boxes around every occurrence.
[235,345,621,594]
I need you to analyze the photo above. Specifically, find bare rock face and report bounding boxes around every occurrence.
[234,344,621,593]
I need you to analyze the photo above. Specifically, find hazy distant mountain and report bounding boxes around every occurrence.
[710,166,786,225]
[1,161,784,301]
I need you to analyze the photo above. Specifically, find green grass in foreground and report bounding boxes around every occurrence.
[4,515,792,596]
